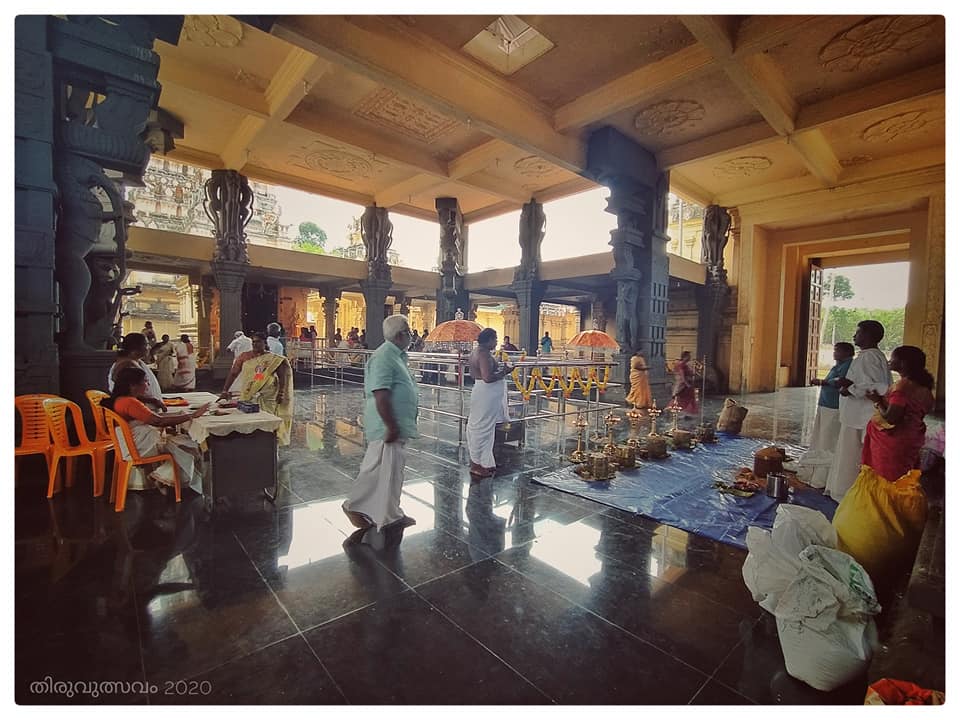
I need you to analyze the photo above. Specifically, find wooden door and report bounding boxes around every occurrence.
[805,263,824,382]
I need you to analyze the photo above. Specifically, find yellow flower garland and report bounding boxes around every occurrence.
[509,365,611,401]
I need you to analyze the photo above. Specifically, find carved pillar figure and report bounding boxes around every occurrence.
[47,15,181,404]
[586,127,670,400]
[322,289,341,347]
[436,197,468,322]
[696,204,734,392]
[360,204,394,349]
[205,169,253,374]
[514,199,545,282]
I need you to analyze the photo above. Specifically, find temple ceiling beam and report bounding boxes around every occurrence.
[270,15,586,172]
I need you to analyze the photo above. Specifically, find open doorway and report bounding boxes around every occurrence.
[801,262,909,380]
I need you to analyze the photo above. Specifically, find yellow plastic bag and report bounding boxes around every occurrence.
[832,466,927,589]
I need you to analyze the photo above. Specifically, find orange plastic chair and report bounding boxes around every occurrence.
[85,390,112,442]
[103,407,181,512]
[15,393,58,485]
[42,398,114,499]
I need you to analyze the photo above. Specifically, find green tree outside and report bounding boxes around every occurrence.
[821,306,905,352]
[295,221,328,254]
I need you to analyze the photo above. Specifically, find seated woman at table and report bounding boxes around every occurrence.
[103,366,209,494]
[108,332,166,413]
[220,331,294,446]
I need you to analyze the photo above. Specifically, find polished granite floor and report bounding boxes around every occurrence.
[15,385,929,705]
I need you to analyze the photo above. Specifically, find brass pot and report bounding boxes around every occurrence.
[672,429,693,449]
[588,452,615,480]
[616,444,637,468]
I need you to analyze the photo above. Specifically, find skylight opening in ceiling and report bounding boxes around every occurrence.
[462,16,555,75]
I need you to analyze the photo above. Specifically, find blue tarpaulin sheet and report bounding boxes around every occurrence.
[533,434,838,550]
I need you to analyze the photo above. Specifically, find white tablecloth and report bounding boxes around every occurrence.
[180,408,282,446]
[162,392,221,409]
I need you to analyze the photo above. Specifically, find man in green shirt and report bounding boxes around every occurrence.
[342,314,419,531]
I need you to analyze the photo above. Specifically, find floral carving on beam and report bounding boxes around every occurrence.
[712,156,772,179]
[514,155,559,179]
[861,111,929,143]
[819,16,936,72]
[634,100,705,136]
[353,88,459,143]
[183,15,244,48]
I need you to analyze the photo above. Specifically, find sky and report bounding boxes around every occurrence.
[825,262,909,310]
[273,185,616,272]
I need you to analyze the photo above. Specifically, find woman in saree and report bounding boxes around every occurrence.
[103,366,209,493]
[220,331,294,446]
[625,351,652,408]
[863,345,936,482]
[671,350,700,416]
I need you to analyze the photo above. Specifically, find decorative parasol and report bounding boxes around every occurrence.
[425,319,483,343]
[423,318,483,352]
[566,329,619,349]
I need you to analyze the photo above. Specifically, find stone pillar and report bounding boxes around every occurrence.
[322,289,341,346]
[360,204,393,348]
[436,197,468,322]
[513,280,545,354]
[586,127,671,401]
[919,192,944,393]
[696,205,733,392]
[502,305,520,346]
[196,275,215,355]
[510,199,546,352]
[15,16,60,394]
[204,169,254,377]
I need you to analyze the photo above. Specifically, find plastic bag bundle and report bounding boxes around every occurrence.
[774,546,881,691]
[742,505,837,614]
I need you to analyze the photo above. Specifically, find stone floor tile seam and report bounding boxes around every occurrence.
[488,555,712,692]
[403,583,557,704]
[130,575,154,703]
[232,528,340,633]
[392,533,495,591]
[686,677,715,705]
[230,530,351,703]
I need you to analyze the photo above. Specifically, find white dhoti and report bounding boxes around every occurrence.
[824,424,866,501]
[467,379,509,469]
[343,440,407,530]
[119,423,204,494]
[802,407,841,489]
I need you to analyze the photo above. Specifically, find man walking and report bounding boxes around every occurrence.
[342,315,419,530]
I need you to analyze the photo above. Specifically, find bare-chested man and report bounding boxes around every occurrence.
[467,328,514,478]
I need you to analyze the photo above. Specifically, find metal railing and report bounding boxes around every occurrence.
[291,346,621,454]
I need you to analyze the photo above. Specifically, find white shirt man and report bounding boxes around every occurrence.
[824,322,891,501]
[227,331,253,359]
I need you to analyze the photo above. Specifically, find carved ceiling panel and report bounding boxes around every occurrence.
[634,100,706,137]
[819,16,937,72]
[767,15,944,108]
[353,88,460,143]
[712,156,773,179]
[289,140,390,181]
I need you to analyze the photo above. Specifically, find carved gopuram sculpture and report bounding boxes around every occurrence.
[515,200,545,281]
[204,170,253,265]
